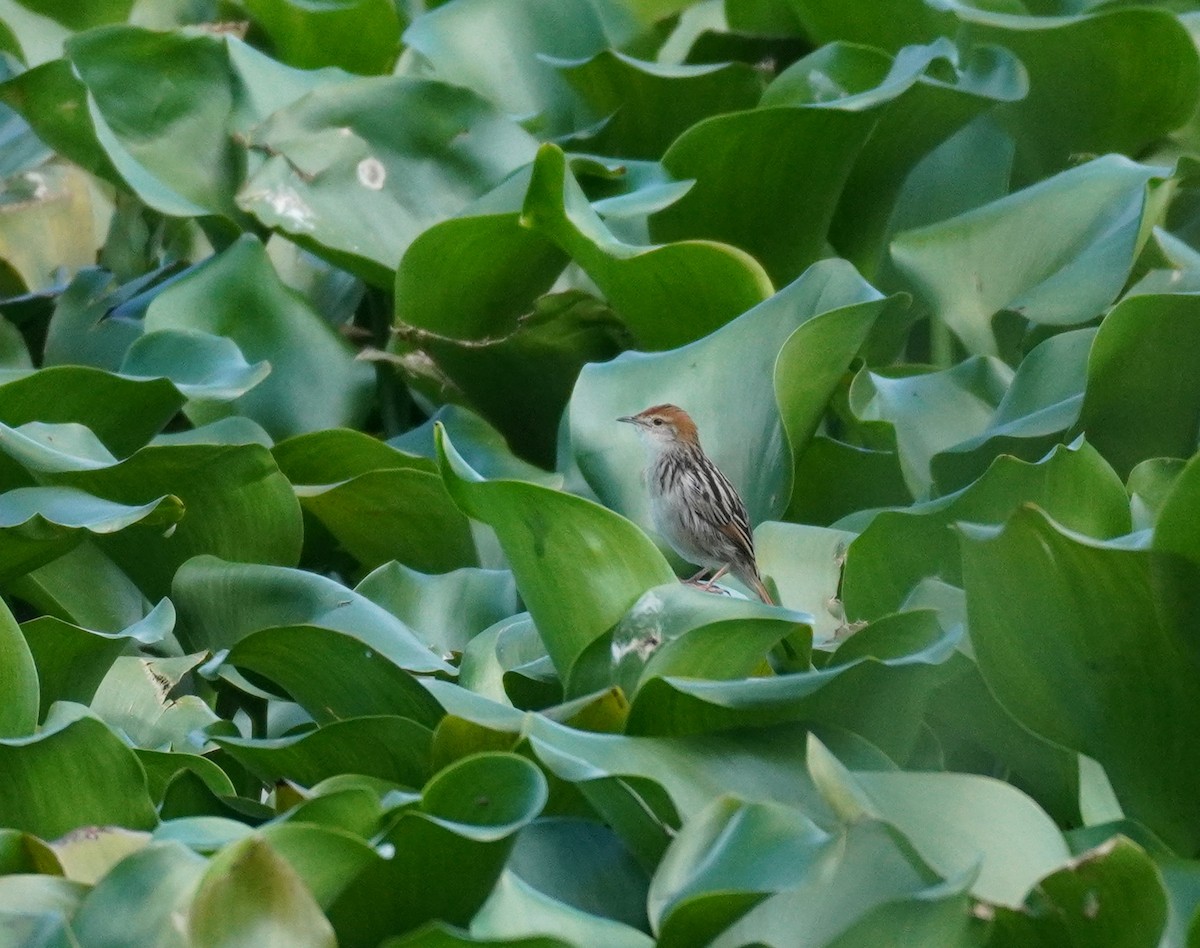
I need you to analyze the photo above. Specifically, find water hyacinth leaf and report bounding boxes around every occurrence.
[172,556,453,674]
[1155,452,1200,571]
[782,0,948,50]
[355,561,519,656]
[763,39,1026,276]
[393,289,632,468]
[469,870,653,948]
[402,0,610,136]
[90,652,218,751]
[610,583,808,698]
[521,144,772,350]
[648,795,830,944]
[225,625,446,727]
[0,161,97,293]
[215,716,433,789]
[0,706,157,838]
[65,26,247,221]
[144,235,373,439]
[625,610,957,757]
[245,0,403,74]
[70,841,207,948]
[41,440,304,599]
[706,818,954,948]
[0,486,182,584]
[256,822,381,908]
[0,589,36,737]
[987,836,1168,947]
[932,2,1200,184]
[22,598,174,715]
[556,51,764,159]
[188,835,336,948]
[1076,292,1200,480]
[506,817,650,931]
[0,365,183,456]
[430,681,828,824]
[49,826,150,884]
[327,753,547,945]
[754,522,855,643]
[960,506,1200,853]
[652,105,877,286]
[891,156,1167,356]
[808,736,1070,906]
[389,404,562,488]
[570,258,885,540]
[118,329,272,404]
[842,440,1130,620]
[437,425,675,688]
[930,328,1095,494]
[238,76,537,283]
[774,294,893,491]
[788,437,912,525]
[847,356,1012,499]
[394,212,565,343]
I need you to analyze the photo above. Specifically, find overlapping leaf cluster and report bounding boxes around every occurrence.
[0,0,1199,944]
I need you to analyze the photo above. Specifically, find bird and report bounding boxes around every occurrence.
[618,404,774,605]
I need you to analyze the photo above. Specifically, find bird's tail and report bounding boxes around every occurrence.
[737,564,774,605]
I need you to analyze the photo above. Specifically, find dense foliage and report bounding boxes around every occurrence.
[0,0,1199,944]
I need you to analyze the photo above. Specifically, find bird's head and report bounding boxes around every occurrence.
[617,404,700,447]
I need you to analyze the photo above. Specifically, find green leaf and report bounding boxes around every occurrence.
[0,705,157,838]
[987,836,1168,948]
[392,290,631,468]
[808,735,1070,906]
[0,588,36,737]
[846,357,1012,499]
[960,506,1200,853]
[929,328,1095,494]
[520,144,772,350]
[246,0,403,74]
[225,625,447,727]
[0,486,183,584]
[274,427,478,573]
[173,555,453,675]
[470,870,653,948]
[436,424,675,690]
[651,104,877,287]
[402,0,611,136]
[556,51,764,159]
[936,2,1200,184]
[215,716,432,789]
[189,835,336,948]
[70,841,206,948]
[22,598,174,716]
[238,77,537,283]
[328,752,547,945]
[843,440,1130,620]
[144,236,373,439]
[891,156,1167,356]
[355,561,519,656]
[1077,293,1200,479]
[765,39,1027,277]
[118,329,272,404]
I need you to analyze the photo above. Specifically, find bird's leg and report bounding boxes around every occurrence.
[701,564,730,590]
[686,567,712,583]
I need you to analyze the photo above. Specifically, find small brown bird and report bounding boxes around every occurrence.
[618,404,774,605]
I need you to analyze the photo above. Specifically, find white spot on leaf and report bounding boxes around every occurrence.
[357,157,386,191]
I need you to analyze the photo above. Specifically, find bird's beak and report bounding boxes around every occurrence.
[616,415,637,425]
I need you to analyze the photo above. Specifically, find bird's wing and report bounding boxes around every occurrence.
[687,463,757,564]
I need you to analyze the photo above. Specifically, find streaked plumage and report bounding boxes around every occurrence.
[618,404,773,604]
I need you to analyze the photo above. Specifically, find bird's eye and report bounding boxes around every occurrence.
[652,418,663,426]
